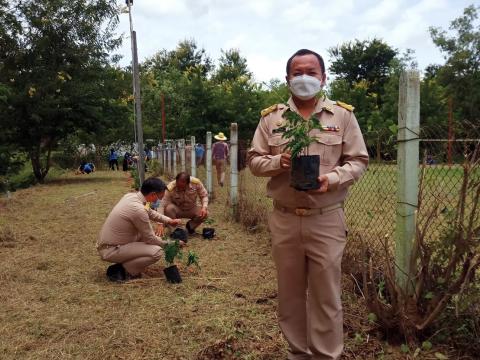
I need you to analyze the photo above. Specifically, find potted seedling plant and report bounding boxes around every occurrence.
[163,239,200,283]
[202,218,215,239]
[163,240,183,283]
[280,109,323,191]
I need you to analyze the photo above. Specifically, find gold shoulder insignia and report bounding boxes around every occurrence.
[336,101,354,112]
[144,203,151,210]
[167,181,176,192]
[260,104,278,117]
[190,176,201,185]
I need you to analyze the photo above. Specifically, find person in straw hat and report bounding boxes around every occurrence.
[212,132,229,187]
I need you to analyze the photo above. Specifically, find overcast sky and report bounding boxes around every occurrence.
[115,0,473,83]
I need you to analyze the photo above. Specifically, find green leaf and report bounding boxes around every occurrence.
[422,341,433,351]
[367,312,377,323]
[434,352,448,359]
[424,292,434,300]
[413,348,421,358]
[400,344,410,353]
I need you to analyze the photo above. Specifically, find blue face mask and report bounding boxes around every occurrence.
[151,199,161,209]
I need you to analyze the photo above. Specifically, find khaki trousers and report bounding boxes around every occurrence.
[268,207,347,360]
[99,242,163,276]
[214,159,226,185]
[164,204,203,230]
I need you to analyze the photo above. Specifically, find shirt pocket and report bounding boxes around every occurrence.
[267,134,289,155]
[311,133,343,165]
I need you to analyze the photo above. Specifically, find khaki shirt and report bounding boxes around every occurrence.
[160,177,209,213]
[247,97,368,208]
[98,192,171,248]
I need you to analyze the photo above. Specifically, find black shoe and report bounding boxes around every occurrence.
[185,221,195,235]
[106,263,126,282]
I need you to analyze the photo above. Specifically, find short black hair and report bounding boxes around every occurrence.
[286,49,325,76]
[175,172,190,184]
[141,177,166,195]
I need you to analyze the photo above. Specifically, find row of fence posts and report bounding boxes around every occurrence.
[155,123,239,218]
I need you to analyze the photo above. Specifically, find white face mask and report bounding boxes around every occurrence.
[289,75,322,100]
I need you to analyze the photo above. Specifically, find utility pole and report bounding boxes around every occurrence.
[126,0,145,184]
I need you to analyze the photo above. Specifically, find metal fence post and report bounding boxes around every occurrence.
[230,123,239,219]
[206,132,213,198]
[190,136,196,178]
[395,70,420,294]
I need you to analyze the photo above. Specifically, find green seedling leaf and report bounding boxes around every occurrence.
[367,312,377,323]
[400,344,410,353]
[422,341,433,351]
[164,240,181,265]
[413,348,421,358]
[354,332,363,344]
[186,250,200,268]
[424,292,434,300]
[434,352,448,359]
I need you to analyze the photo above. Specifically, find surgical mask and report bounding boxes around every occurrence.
[151,199,161,209]
[289,75,322,100]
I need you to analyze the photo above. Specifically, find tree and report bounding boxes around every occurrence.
[429,4,480,132]
[328,38,397,103]
[0,0,124,181]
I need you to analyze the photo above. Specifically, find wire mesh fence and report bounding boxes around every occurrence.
[151,120,479,272]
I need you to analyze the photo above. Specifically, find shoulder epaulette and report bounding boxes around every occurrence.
[167,181,176,192]
[261,104,278,117]
[190,176,201,185]
[336,101,354,112]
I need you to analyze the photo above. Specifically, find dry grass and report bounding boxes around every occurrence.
[0,170,458,359]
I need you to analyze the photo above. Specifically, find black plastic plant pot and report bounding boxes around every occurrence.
[163,265,182,284]
[290,155,320,191]
[202,227,215,239]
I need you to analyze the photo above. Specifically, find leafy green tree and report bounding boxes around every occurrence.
[328,38,397,103]
[0,0,124,181]
[429,4,480,133]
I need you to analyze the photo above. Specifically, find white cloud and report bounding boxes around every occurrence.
[115,0,473,80]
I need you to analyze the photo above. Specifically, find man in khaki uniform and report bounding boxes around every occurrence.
[160,172,209,234]
[97,177,182,281]
[247,49,368,360]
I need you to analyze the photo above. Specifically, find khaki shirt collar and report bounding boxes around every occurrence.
[287,96,335,116]
[137,191,147,205]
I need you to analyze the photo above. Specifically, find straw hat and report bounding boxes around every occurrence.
[214,132,227,141]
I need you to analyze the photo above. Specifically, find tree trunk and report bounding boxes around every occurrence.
[29,142,52,183]
[376,136,382,162]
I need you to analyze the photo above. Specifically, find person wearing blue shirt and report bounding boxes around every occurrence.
[195,143,205,166]
[109,148,119,170]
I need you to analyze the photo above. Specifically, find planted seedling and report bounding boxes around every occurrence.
[186,250,200,269]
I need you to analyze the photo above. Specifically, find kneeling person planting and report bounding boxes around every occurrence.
[97,177,183,282]
[160,172,209,235]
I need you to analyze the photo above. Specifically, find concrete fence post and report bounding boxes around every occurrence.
[179,139,186,172]
[395,70,420,294]
[206,132,213,198]
[173,141,177,177]
[230,123,239,219]
[190,136,196,178]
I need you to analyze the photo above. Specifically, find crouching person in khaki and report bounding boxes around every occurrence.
[160,172,209,235]
[97,177,182,282]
